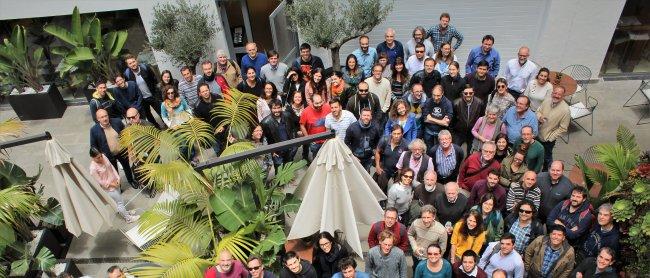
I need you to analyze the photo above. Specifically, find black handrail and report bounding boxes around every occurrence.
[0,132,52,149]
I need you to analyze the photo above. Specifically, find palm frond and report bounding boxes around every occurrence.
[173,118,216,157]
[0,186,41,227]
[0,118,25,141]
[616,125,639,154]
[137,161,205,193]
[212,89,258,138]
[133,242,212,278]
[271,160,307,188]
[596,144,638,182]
[216,229,258,263]
[120,125,181,164]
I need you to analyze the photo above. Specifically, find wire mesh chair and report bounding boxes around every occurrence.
[561,64,592,104]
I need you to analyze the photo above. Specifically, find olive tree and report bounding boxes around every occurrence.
[150,0,218,70]
[286,0,393,71]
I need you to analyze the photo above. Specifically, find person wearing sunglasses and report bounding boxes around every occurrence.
[246,255,275,278]
[504,199,544,254]
[345,82,381,121]
[487,78,516,118]
[452,84,485,156]
[387,168,416,225]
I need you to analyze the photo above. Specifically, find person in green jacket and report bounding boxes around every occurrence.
[513,125,544,173]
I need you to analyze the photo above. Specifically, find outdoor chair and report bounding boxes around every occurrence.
[560,96,598,144]
[623,79,650,125]
[561,64,592,103]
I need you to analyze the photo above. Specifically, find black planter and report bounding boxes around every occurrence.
[7,85,67,121]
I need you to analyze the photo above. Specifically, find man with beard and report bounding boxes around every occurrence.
[365,64,392,120]
[178,66,203,109]
[300,93,331,160]
[406,26,435,58]
[413,170,444,207]
[464,60,495,103]
[124,54,161,128]
[409,58,442,98]
[365,230,408,278]
[326,98,359,140]
[90,109,137,189]
[199,60,229,97]
[506,171,542,212]
[395,139,433,185]
[421,85,453,147]
[513,125,545,173]
[525,225,576,278]
[537,161,574,221]
[457,141,500,192]
[204,249,248,278]
[194,83,227,155]
[262,99,298,169]
[246,255,276,278]
[479,233,525,278]
[536,86,570,171]
[503,96,538,144]
[353,35,378,77]
[408,205,448,272]
[547,187,595,246]
[427,130,464,184]
[344,108,380,172]
[453,85,485,155]
[346,81,381,120]
[578,203,620,262]
[240,42,267,76]
[467,170,506,211]
[260,49,289,93]
[434,182,468,235]
[427,12,464,52]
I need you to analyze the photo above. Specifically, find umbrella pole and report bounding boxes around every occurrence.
[124,184,149,207]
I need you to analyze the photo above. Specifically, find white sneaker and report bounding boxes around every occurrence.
[126,215,140,224]
[128,210,137,216]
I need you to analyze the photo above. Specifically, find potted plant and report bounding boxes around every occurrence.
[575,125,650,275]
[0,25,67,121]
[43,6,128,101]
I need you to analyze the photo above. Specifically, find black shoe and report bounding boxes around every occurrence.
[130,181,140,189]
[148,190,157,198]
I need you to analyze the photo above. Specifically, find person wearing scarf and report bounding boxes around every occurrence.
[160,84,192,129]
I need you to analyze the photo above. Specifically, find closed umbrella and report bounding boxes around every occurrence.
[287,138,386,257]
[45,138,116,237]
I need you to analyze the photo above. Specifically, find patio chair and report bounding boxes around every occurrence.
[561,64,592,104]
[560,96,598,144]
[623,79,650,125]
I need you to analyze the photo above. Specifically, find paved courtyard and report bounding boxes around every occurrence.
[1,78,649,276]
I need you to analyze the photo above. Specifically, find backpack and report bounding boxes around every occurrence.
[560,200,595,231]
[481,242,502,269]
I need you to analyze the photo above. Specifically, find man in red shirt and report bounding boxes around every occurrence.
[368,207,409,252]
[300,93,331,161]
[457,141,500,192]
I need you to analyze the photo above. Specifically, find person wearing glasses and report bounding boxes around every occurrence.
[395,139,434,185]
[204,250,248,278]
[313,231,349,278]
[406,43,429,74]
[457,141,500,192]
[406,26,435,58]
[160,84,192,129]
[498,150,528,188]
[504,199,544,255]
[413,243,452,278]
[345,82,381,121]
[452,85,485,156]
[387,168,416,225]
[486,78,516,118]
[504,46,538,99]
[246,255,275,278]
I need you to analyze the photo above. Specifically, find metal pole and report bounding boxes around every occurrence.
[194,130,335,171]
[0,132,52,149]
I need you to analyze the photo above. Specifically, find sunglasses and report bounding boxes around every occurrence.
[248,266,261,271]
[463,91,474,95]
[358,89,369,92]
[497,85,506,88]
[519,209,533,214]
[415,50,425,53]
[126,115,138,120]
[402,175,414,179]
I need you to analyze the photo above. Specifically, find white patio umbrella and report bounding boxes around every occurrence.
[287,138,386,257]
[45,138,116,237]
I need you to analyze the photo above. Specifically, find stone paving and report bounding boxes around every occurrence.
[0,78,649,276]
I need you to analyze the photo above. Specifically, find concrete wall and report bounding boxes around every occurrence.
[306,0,625,79]
[0,0,229,79]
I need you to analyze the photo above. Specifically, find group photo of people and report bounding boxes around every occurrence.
[84,11,622,278]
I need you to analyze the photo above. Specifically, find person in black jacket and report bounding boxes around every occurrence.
[194,83,226,155]
[345,82,382,121]
[570,247,618,278]
[440,61,466,101]
[124,54,162,128]
[345,108,381,172]
[281,251,317,278]
[408,58,442,98]
[261,99,298,170]
[504,199,544,255]
[427,130,465,184]
[452,85,485,155]
[90,109,136,188]
[313,231,349,278]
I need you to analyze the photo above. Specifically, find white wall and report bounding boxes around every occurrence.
[304,0,624,79]
[0,0,229,79]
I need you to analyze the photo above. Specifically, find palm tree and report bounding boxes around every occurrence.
[122,89,306,277]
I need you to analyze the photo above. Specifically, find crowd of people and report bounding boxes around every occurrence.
[84,11,619,278]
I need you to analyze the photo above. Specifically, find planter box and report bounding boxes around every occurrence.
[8,85,67,121]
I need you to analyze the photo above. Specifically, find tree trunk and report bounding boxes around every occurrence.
[331,47,341,72]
